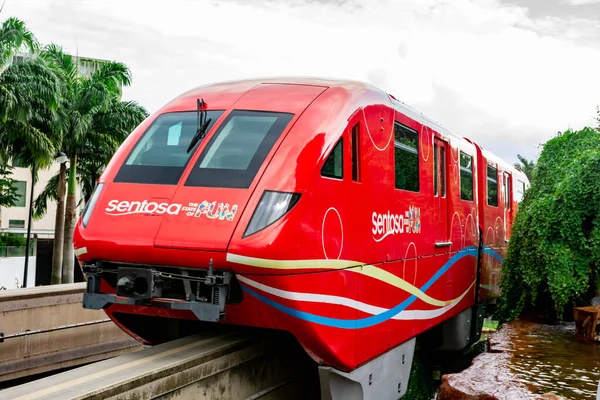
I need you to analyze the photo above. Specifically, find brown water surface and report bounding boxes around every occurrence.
[501,319,600,399]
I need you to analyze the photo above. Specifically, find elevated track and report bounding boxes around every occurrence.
[0,283,141,383]
[0,329,318,400]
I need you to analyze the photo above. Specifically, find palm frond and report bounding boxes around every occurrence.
[0,17,39,66]
[90,61,132,93]
[0,119,56,168]
[40,44,79,88]
[93,100,148,142]
[0,57,62,118]
[0,162,19,207]
[32,169,62,220]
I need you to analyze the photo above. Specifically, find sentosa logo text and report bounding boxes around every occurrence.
[105,200,182,216]
[372,206,421,242]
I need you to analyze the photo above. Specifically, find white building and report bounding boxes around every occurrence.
[0,160,66,238]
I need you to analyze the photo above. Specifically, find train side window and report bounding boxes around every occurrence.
[440,146,446,197]
[351,123,360,182]
[394,122,419,192]
[434,142,438,196]
[515,179,525,203]
[504,173,511,210]
[460,152,473,201]
[487,165,498,207]
[321,138,343,179]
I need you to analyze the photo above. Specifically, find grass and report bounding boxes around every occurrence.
[483,318,499,330]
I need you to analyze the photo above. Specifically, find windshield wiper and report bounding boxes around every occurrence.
[186,98,212,153]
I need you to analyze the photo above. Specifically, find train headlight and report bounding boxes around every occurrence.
[82,182,104,228]
[243,190,301,237]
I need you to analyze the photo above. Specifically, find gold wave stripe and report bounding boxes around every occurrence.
[226,253,462,307]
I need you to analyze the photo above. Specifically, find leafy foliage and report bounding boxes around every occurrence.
[0,232,26,247]
[0,16,148,284]
[0,163,18,207]
[495,127,600,323]
[31,45,148,218]
[514,154,536,181]
[0,56,62,171]
[0,16,38,67]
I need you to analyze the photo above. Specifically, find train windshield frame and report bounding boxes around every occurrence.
[114,110,225,185]
[184,109,294,189]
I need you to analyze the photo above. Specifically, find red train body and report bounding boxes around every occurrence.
[74,78,528,395]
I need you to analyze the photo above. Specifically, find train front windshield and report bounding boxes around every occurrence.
[184,110,293,188]
[114,109,293,189]
[114,110,224,185]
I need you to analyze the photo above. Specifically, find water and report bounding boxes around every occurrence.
[498,319,600,399]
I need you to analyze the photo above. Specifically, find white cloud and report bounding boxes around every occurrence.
[3,0,599,163]
[563,0,600,5]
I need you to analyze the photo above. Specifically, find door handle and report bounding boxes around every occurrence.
[435,241,452,248]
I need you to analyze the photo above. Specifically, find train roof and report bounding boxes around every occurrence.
[166,76,523,178]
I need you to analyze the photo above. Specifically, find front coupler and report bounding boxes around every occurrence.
[82,261,232,322]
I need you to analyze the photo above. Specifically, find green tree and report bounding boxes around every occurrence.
[34,44,147,283]
[514,154,536,181]
[0,18,62,285]
[0,15,38,66]
[33,100,148,214]
[495,127,600,323]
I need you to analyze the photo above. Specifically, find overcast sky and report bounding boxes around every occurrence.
[3,0,600,164]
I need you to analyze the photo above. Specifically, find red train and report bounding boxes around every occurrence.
[74,77,529,399]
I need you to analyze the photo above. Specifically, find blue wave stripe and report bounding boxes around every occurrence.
[240,246,502,329]
[482,246,504,263]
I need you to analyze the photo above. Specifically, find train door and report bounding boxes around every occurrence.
[433,137,449,244]
[503,171,512,241]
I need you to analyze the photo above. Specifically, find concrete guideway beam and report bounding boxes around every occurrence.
[0,331,317,400]
[0,283,141,382]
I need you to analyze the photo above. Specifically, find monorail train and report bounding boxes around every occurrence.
[74,77,529,399]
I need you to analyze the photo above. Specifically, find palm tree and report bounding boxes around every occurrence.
[0,15,38,67]
[36,44,146,283]
[0,58,60,161]
[514,154,536,181]
[34,100,148,213]
[33,100,147,284]
[0,20,62,283]
[0,17,56,160]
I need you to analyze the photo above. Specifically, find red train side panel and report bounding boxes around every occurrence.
[74,78,529,377]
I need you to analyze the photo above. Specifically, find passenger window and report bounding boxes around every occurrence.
[515,179,525,203]
[460,152,473,201]
[434,142,438,196]
[440,146,446,197]
[321,138,343,179]
[351,124,360,182]
[504,173,511,210]
[487,164,498,207]
[394,122,419,192]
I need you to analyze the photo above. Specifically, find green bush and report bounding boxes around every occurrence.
[0,232,27,247]
[495,127,600,323]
